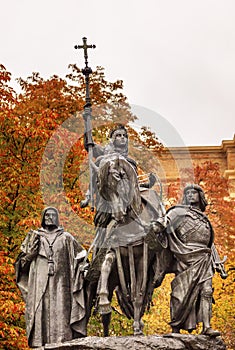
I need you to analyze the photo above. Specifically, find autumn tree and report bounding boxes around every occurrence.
[0,64,29,349]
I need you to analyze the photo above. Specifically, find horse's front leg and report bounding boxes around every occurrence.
[98,250,116,315]
[132,243,148,336]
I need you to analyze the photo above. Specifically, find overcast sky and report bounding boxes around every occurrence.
[2,0,235,147]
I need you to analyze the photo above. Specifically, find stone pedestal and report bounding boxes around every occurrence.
[41,334,226,350]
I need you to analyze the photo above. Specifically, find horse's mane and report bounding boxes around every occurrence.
[97,155,142,217]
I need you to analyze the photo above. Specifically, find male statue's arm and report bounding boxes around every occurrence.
[84,132,104,158]
[150,206,184,234]
[16,231,40,271]
[144,215,167,250]
[15,231,40,301]
[146,206,187,249]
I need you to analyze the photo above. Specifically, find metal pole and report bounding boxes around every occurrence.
[75,37,96,210]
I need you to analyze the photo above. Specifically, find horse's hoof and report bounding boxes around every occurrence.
[133,321,144,336]
[98,303,112,315]
[140,319,144,331]
[134,329,144,336]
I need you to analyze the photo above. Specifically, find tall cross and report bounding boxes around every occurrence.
[74,37,96,68]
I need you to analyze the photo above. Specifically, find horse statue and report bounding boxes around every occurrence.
[85,154,172,336]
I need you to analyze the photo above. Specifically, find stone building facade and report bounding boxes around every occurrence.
[157,135,235,197]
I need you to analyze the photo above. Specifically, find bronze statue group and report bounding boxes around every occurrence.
[15,125,227,348]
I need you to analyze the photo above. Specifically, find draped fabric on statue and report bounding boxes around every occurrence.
[15,228,87,348]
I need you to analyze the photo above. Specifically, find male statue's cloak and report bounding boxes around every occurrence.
[166,205,214,331]
[15,227,87,348]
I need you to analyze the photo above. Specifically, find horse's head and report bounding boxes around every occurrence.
[97,155,142,222]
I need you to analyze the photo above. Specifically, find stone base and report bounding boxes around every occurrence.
[42,333,226,350]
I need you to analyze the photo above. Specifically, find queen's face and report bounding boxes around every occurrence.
[113,129,128,148]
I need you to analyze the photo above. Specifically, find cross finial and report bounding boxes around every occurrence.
[75,37,96,68]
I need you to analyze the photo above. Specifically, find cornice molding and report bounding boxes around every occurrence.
[162,135,235,155]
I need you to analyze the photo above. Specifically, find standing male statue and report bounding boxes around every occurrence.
[15,207,88,348]
[151,184,224,336]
